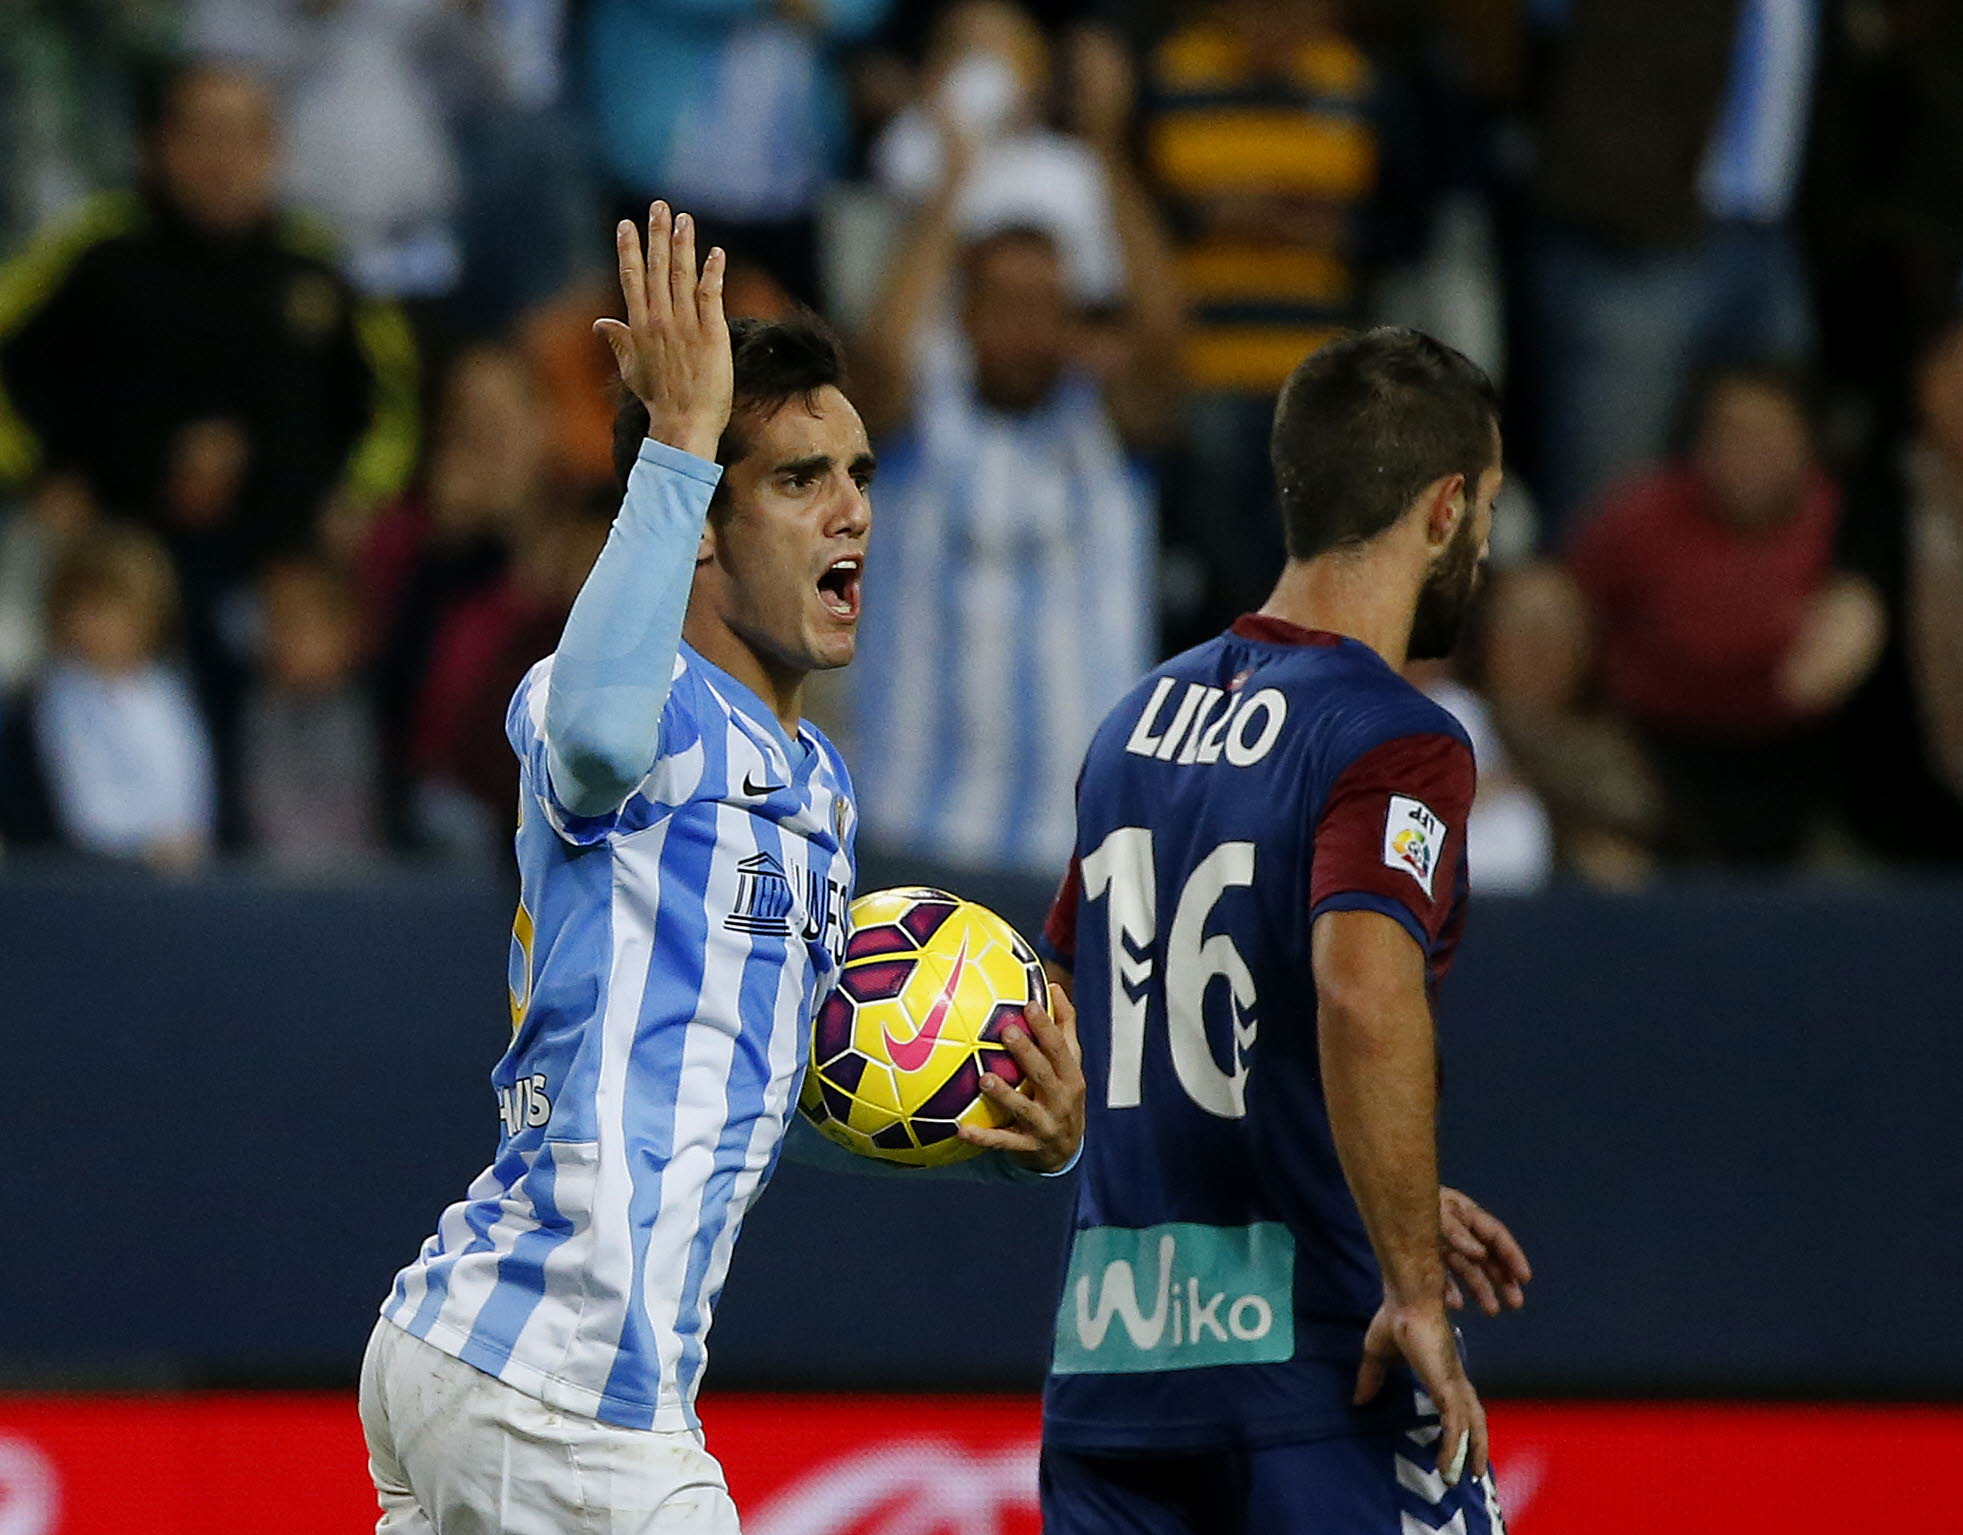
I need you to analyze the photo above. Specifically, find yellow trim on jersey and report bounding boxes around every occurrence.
[1150,111,1378,199]
[0,192,143,485]
[510,899,536,1033]
[343,299,420,507]
[1184,326,1347,394]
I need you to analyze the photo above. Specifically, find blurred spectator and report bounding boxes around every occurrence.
[581,0,894,311]
[0,58,418,757]
[1532,0,1822,534]
[520,272,629,492]
[1835,315,1963,864]
[871,2,1124,305]
[1140,0,1401,644]
[0,0,175,249]
[0,524,214,869]
[409,493,611,857]
[184,0,486,303]
[1809,0,1963,448]
[848,81,1182,875]
[0,474,96,689]
[357,341,552,840]
[239,557,384,870]
[450,0,598,331]
[1489,365,1885,870]
[1413,662,1555,894]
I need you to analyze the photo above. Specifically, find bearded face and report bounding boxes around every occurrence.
[1407,505,1486,662]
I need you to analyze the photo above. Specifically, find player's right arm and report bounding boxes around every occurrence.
[1313,910,1485,1483]
[1305,722,1485,1483]
[541,204,732,819]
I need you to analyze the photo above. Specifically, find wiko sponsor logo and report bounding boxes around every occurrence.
[1053,1222,1294,1374]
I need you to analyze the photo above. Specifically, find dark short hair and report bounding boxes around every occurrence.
[611,312,847,495]
[1269,327,1500,561]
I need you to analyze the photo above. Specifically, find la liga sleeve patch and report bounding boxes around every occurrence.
[1309,730,1475,947]
[1382,794,1445,897]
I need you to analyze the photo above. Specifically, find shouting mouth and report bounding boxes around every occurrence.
[817,556,862,621]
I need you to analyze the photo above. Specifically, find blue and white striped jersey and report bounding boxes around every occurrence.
[383,645,855,1432]
[850,334,1155,876]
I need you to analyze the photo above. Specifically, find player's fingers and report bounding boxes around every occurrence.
[1444,1274,1465,1311]
[1443,1217,1488,1263]
[1445,1249,1502,1318]
[1018,1004,1076,1091]
[645,201,672,319]
[1470,1208,1533,1285]
[669,210,698,320]
[1439,1417,1471,1488]
[614,222,646,330]
[955,1122,1039,1153]
[593,317,631,375]
[696,246,727,333]
[1467,1395,1490,1482]
[1351,1347,1387,1406]
[981,1069,1046,1130]
[998,1021,1062,1099]
[1046,982,1084,1068]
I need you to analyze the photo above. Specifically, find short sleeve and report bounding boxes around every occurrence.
[1309,731,1474,953]
[1037,855,1083,969]
[505,657,702,846]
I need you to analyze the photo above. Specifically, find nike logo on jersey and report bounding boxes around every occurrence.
[886,936,969,1071]
[743,769,789,797]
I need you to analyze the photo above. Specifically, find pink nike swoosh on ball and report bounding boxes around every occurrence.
[886,937,969,1072]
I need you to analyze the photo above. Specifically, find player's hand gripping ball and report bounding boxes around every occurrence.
[799,887,1047,1167]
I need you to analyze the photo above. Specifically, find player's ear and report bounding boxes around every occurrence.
[1420,473,1467,555]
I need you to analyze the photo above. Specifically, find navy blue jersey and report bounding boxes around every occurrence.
[1037,615,1475,1452]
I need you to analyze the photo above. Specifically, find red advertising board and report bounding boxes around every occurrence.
[1,1393,1958,1533]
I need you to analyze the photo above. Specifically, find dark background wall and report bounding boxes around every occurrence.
[5,862,1959,1397]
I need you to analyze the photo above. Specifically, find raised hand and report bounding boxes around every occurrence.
[1440,1186,1533,1316]
[956,983,1086,1174]
[592,202,733,462]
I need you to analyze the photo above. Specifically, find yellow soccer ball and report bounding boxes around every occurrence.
[798,887,1047,1167]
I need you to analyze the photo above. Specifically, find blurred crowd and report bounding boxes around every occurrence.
[0,0,1959,886]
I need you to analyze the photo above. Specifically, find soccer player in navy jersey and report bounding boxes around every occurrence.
[359,207,1085,1534]
[1036,327,1533,1533]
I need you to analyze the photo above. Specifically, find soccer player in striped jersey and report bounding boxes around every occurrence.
[1035,329,1531,1534]
[360,205,1086,1534]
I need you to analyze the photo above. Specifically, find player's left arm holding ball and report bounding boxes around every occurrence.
[785,984,1086,1182]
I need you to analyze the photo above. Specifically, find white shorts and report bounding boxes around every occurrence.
[358,1318,742,1534]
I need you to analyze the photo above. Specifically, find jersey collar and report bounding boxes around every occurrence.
[682,643,812,766]
[1230,614,1345,648]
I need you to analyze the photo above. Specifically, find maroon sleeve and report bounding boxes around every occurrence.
[1040,855,1083,967]
[1309,732,1475,949]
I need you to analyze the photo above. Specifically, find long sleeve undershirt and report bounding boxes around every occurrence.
[540,438,1079,1186]
[544,437,722,818]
